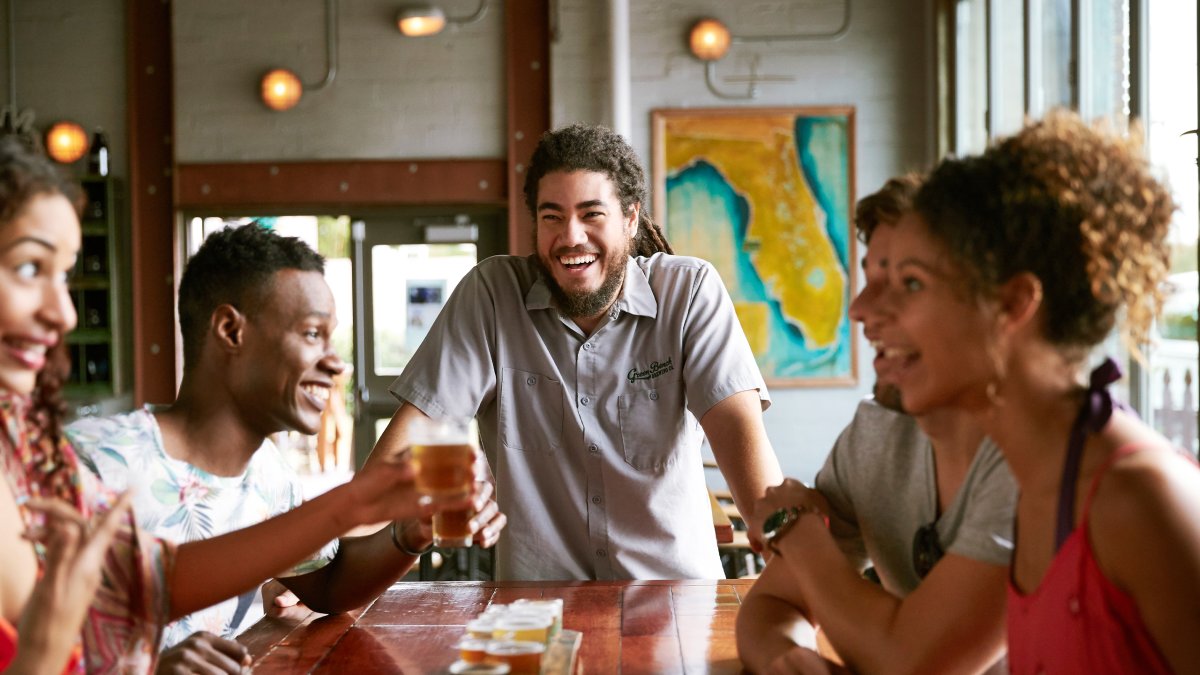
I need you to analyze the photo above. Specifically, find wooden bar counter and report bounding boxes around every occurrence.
[238,579,753,674]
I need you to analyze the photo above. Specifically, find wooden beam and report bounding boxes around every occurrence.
[127,0,176,405]
[506,0,551,256]
[176,159,506,210]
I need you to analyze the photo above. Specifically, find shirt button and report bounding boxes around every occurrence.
[592,496,602,505]
[580,396,590,406]
[583,342,593,351]
[1068,597,1080,615]
[649,391,659,401]
[588,444,599,454]
[526,376,536,385]
[596,549,607,558]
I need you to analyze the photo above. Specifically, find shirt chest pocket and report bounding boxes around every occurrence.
[617,375,688,472]
[499,367,564,453]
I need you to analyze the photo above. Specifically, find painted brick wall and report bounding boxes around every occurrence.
[173,0,506,161]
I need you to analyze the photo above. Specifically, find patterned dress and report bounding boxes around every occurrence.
[0,394,175,674]
[67,408,338,648]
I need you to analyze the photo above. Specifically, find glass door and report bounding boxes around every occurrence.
[351,208,504,465]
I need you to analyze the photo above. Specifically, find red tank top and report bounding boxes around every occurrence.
[1006,444,1172,674]
[0,616,14,670]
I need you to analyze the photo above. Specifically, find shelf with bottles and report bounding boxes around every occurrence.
[66,175,120,400]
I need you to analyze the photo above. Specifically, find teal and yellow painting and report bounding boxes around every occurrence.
[653,107,856,386]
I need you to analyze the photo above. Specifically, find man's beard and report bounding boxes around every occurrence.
[536,244,630,319]
[873,380,906,413]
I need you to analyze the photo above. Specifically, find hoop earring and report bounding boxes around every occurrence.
[986,380,1005,407]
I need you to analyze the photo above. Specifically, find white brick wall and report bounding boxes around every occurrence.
[173,0,506,161]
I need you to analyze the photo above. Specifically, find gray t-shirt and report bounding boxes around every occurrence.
[391,253,769,580]
[816,399,1016,595]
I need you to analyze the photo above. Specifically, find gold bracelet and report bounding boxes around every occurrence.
[390,520,432,557]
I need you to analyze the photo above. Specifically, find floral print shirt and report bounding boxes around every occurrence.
[68,407,338,648]
[0,394,174,674]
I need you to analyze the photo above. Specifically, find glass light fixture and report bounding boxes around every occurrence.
[397,6,447,37]
[45,121,89,164]
[260,69,304,111]
[689,18,732,61]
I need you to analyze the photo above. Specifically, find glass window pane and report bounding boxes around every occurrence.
[1030,0,1073,114]
[1145,0,1199,454]
[371,243,477,376]
[1083,0,1130,125]
[993,0,1027,138]
[956,0,989,154]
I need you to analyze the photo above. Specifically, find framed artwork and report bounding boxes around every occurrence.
[651,106,856,387]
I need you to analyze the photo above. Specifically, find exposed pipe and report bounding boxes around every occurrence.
[306,0,338,92]
[7,0,15,110]
[609,0,630,137]
[448,0,490,26]
[732,0,852,46]
[1,0,35,138]
[700,0,852,100]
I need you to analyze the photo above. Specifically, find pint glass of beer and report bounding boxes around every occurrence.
[410,416,477,547]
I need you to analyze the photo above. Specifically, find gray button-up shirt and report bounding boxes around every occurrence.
[390,254,769,580]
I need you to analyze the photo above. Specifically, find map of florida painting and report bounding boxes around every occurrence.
[654,108,855,386]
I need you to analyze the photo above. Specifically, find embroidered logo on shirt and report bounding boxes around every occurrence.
[627,358,674,383]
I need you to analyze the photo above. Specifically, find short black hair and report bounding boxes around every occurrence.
[178,223,325,370]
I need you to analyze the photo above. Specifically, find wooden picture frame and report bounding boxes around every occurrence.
[651,106,857,387]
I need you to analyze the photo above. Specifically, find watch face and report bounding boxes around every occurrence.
[762,507,794,537]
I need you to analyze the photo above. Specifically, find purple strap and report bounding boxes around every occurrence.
[1054,357,1123,551]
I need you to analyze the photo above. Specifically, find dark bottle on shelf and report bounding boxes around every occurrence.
[87,129,109,177]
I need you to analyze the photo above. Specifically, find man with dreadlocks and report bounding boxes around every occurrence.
[371,123,782,580]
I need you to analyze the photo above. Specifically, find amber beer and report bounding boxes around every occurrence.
[411,441,475,501]
[433,503,475,547]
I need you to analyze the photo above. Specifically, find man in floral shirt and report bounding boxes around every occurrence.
[70,224,506,673]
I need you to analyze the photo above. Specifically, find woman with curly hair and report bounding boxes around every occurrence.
[0,137,454,672]
[875,111,1199,673]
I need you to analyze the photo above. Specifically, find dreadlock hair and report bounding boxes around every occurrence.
[178,223,325,371]
[0,136,82,440]
[523,123,673,256]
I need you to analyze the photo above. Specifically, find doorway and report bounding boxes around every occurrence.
[350,207,504,465]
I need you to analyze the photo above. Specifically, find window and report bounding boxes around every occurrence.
[941,0,1199,454]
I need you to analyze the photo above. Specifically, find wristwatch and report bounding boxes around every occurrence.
[762,504,825,555]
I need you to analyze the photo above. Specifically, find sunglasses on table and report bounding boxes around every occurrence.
[912,521,945,579]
